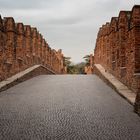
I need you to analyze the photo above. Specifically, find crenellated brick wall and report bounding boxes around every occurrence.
[94,5,140,115]
[0,15,67,81]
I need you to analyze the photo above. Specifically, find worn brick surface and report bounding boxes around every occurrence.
[94,5,140,115]
[0,16,6,81]
[16,23,25,71]
[4,17,17,76]
[0,15,67,81]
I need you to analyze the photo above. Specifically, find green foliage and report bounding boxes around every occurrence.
[64,56,88,74]
[67,62,86,74]
[63,57,71,66]
[83,55,90,66]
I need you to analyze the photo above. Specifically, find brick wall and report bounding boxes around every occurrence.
[0,15,67,81]
[94,5,140,92]
[94,5,140,114]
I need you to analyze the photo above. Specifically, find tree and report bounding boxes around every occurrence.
[63,57,71,67]
[63,57,86,74]
[75,62,86,74]
[83,55,90,66]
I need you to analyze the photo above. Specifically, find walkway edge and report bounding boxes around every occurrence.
[0,65,55,92]
[94,64,136,105]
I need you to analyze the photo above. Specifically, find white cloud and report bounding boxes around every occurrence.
[0,0,137,63]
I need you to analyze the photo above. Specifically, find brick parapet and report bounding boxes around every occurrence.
[94,5,140,113]
[0,15,66,81]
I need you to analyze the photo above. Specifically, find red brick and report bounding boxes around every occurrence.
[0,15,67,81]
[94,5,140,112]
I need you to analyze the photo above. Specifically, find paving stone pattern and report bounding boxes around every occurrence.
[0,75,140,140]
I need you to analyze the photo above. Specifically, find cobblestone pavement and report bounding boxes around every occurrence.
[0,75,140,140]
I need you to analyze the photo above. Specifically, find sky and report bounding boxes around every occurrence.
[0,0,139,63]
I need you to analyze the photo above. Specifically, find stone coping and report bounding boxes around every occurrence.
[94,64,136,105]
[0,65,55,92]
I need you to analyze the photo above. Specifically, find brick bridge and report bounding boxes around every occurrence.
[0,5,140,140]
[87,5,140,116]
[0,15,67,82]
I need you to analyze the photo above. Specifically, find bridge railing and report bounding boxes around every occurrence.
[0,15,67,81]
[94,5,140,93]
[94,5,140,115]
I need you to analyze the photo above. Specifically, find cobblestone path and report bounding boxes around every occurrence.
[0,75,140,140]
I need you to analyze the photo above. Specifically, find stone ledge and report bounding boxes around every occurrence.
[94,64,136,105]
[0,65,55,92]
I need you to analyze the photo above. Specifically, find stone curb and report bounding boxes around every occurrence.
[94,64,136,105]
[0,65,55,92]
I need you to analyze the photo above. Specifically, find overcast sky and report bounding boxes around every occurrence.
[0,0,139,63]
